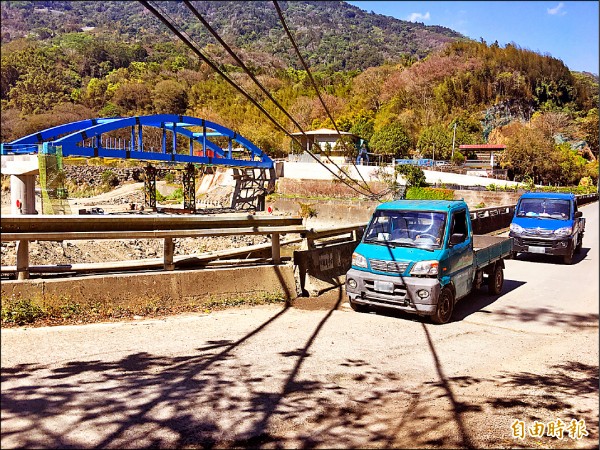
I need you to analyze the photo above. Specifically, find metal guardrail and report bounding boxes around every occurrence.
[1,214,367,281]
[576,193,599,206]
[1,214,306,280]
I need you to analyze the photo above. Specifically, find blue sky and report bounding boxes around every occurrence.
[347,1,599,75]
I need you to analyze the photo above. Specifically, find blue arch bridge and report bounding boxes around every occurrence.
[1,114,275,214]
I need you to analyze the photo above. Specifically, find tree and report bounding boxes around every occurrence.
[395,164,427,188]
[530,111,569,138]
[417,124,452,160]
[576,109,599,159]
[152,80,188,114]
[499,125,555,184]
[349,111,375,141]
[552,143,587,185]
[112,81,152,114]
[369,122,411,157]
[8,70,70,114]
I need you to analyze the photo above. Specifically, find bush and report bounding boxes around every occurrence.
[1,299,45,325]
[298,202,317,218]
[101,169,119,187]
[395,165,428,188]
[164,172,175,184]
[156,187,184,203]
[405,187,455,200]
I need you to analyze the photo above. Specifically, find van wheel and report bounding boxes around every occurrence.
[488,264,504,295]
[431,287,454,325]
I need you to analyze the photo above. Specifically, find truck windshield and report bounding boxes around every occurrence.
[516,199,571,220]
[363,210,447,249]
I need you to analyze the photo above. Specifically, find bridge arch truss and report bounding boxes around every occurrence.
[1,114,273,169]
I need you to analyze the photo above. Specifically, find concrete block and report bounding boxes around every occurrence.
[294,241,359,296]
[1,265,298,312]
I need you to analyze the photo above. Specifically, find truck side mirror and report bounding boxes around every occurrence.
[449,233,465,245]
[575,211,582,218]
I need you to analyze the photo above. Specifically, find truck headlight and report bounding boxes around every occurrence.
[554,226,573,237]
[509,223,524,235]
[410,260,439,276]
[352,252,367,268]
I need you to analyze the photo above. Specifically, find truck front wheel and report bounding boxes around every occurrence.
[563,250,574,265]
[488,264,504,295]
[431,287,454,325]
[575,235,583,254]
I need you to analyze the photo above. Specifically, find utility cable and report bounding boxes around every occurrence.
[183,0,375,196]
[272,0,375,195]
[140,0,376,198]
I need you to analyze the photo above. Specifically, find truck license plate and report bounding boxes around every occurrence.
[374,280,394,293]
[528,246,546,254]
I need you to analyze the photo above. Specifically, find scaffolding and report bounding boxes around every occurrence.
[38,144,71,214]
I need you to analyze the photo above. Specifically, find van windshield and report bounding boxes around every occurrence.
[516,198,571,220]
[363,210,447,249]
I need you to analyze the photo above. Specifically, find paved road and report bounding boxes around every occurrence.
[1,203,598,449]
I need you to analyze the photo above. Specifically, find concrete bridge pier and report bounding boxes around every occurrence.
[1,154,39,215]
[10,174,37,214]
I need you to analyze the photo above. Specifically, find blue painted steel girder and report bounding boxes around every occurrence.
[1,114,273,169]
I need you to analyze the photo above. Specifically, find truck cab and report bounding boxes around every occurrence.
[345,200,512,324]
[509,192,585,264]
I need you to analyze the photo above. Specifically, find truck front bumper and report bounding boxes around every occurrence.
[510,234,574,256]
[345,269,441,316]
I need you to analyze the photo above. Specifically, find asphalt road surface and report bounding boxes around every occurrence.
[1,203,598,449]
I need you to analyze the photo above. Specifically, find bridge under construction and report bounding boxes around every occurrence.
[0,114,275,214]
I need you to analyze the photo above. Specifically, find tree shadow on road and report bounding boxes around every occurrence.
[1,295,598,449]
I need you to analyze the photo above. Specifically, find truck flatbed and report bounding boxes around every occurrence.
[473,235,513,269]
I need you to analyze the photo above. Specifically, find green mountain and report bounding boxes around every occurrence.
[0,0,464,71]
[1,1,598,186]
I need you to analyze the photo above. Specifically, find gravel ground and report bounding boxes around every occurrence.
[1,181,269,267]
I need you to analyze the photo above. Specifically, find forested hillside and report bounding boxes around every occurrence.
[1,1,598,185]
[0,1,462,71]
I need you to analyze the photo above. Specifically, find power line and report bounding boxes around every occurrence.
[182,0,376,196]
[141,0,375,197]
[272,0,374,194]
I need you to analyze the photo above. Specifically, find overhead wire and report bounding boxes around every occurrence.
[182,0,375,196]
[140,0,378,198]
[272,0,376,195]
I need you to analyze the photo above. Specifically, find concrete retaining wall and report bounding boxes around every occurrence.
[267,191,521,229]
[1,265,298,310]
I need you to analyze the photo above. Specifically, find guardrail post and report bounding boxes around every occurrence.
[271,233,281,264]
[16,239,30,280]
[164,237,174,271]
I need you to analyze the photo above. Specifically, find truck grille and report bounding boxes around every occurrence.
[523,228,553,237]
[369,259,409,274]
[363,280,407,299]
[522,238,554,248]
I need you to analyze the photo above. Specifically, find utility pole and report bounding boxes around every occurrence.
[451,122,457,161]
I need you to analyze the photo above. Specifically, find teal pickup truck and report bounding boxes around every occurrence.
[345,200,513,324]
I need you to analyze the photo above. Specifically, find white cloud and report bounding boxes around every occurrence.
[547,3,566,16]
[407,12,431,22]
